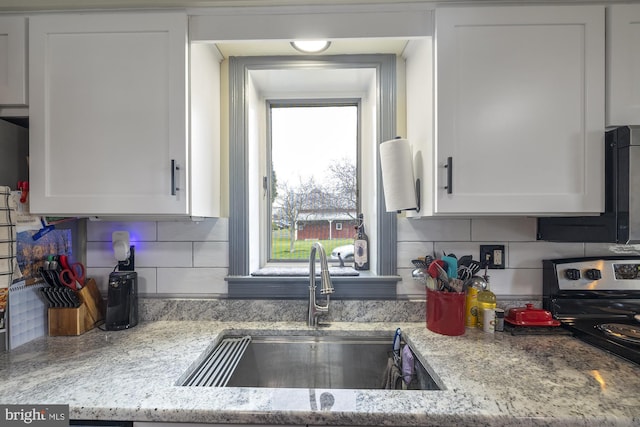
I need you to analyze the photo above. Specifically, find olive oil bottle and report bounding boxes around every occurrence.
[354,213,369,271]
[477,275,496,328]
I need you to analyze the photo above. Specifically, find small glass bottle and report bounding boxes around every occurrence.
[477,275,497,331]
[354,213,369,271]
[494,308,505,332]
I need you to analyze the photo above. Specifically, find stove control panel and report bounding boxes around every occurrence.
[553,258,640,291]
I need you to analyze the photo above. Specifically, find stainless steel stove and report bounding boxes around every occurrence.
[543,256,640,365]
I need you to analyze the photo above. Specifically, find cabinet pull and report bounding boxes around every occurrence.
[171,159,180,196]
[444,157,453,194]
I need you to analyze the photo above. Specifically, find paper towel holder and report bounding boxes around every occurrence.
[411,179,421,213]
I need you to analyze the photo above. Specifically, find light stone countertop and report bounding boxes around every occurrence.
[0,320,639,427]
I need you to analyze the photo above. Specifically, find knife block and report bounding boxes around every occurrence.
[48,278,105,336]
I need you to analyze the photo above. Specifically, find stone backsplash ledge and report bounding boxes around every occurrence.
[139,298,539,322]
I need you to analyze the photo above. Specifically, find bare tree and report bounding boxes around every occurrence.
[276,177,322,252]
[326,157,357,218]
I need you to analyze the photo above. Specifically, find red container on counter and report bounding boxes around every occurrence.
[505,304,561,327]
[427,288,466,336]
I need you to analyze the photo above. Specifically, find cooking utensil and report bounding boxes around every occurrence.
[411,259,428,269]
[441,255,458,279]
[39,288,55,307]
[449,278,464,293]
[458,255,473,267]
[427,259,446,279]
[468,260,482,276]
[412,268,427,283]
[457,266,473,281]
[58,261,86,291]
[433,263,458,292]
[463,275,488,292]
[425,276,438,291]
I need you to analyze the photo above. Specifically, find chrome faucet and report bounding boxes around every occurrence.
[308,242,335,327]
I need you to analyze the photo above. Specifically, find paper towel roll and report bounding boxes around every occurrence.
[379,138,418,212]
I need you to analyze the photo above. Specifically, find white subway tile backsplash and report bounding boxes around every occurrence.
[87,241,193,268]
[136,242,193,267]
[433,241,490,261]
[84,214,594,299]
[488,268,542,296]
[87,221,157,241]
[397,241,434,267]
[398,217,471,242]
[157,268,228,295]
[158,218,228,241]
[87,242,121,268]
[194,242,229,267]
[471,217,537,241]
[508,242,584,268]
[397,268,428,297]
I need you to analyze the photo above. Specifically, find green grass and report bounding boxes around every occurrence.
[271,230,352,260]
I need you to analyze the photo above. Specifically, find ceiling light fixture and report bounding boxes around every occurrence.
[290,40,331,54]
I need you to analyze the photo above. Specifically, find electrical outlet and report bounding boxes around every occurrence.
[480,245,505,269]
[118,245,135,271]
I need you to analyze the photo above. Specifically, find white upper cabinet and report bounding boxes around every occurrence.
[607,4,640,126]
[432,6,605,215]
[29,12,221,217]
[404,37,434,218]
[0,16,27,106]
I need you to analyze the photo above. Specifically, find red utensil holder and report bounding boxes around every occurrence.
[427,288,466,336]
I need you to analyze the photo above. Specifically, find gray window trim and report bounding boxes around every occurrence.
[227,54,398,298]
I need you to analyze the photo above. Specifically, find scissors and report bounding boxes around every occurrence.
[58,255,86,291]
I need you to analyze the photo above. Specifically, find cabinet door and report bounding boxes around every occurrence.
[0,16,27,106]
[607,4,640,126]
[29,13,188,215]
[435,6,604,215]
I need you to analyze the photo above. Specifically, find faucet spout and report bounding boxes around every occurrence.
[308,242,335,327]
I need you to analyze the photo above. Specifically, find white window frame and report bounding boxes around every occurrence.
[266,99,360,265]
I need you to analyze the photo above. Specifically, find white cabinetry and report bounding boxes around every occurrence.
[0,16,27,106]
[430,6,604,215]
[607,4,640,126]
[29,12,221,217]
[404,37,434,218]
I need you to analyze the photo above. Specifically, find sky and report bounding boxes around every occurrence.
[271,105,358,186]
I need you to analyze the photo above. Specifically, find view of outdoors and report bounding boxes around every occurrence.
[270,104,358,261]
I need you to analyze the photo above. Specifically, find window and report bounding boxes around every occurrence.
[269,103,358,263]
[227,55,399,298]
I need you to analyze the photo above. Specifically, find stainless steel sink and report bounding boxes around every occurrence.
[180,334,440,390]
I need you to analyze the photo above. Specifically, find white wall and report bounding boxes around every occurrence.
[85,216,636,299]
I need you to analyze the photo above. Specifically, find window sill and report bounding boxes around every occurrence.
[251,266,360,277]
[226,272,400,299]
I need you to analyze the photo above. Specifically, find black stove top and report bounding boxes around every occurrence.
[543,256,640,365]
[561,317,640,364]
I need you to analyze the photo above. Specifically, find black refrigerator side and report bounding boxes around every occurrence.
[0,118,28,187]
[536,126,629,243]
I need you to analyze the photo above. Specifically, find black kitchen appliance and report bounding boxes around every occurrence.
[104,271,138,331]
[537,126,640,244]
[543,256,640,365]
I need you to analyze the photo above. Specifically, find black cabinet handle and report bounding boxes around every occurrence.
[171,159,180,195]
[444,157,452,194]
